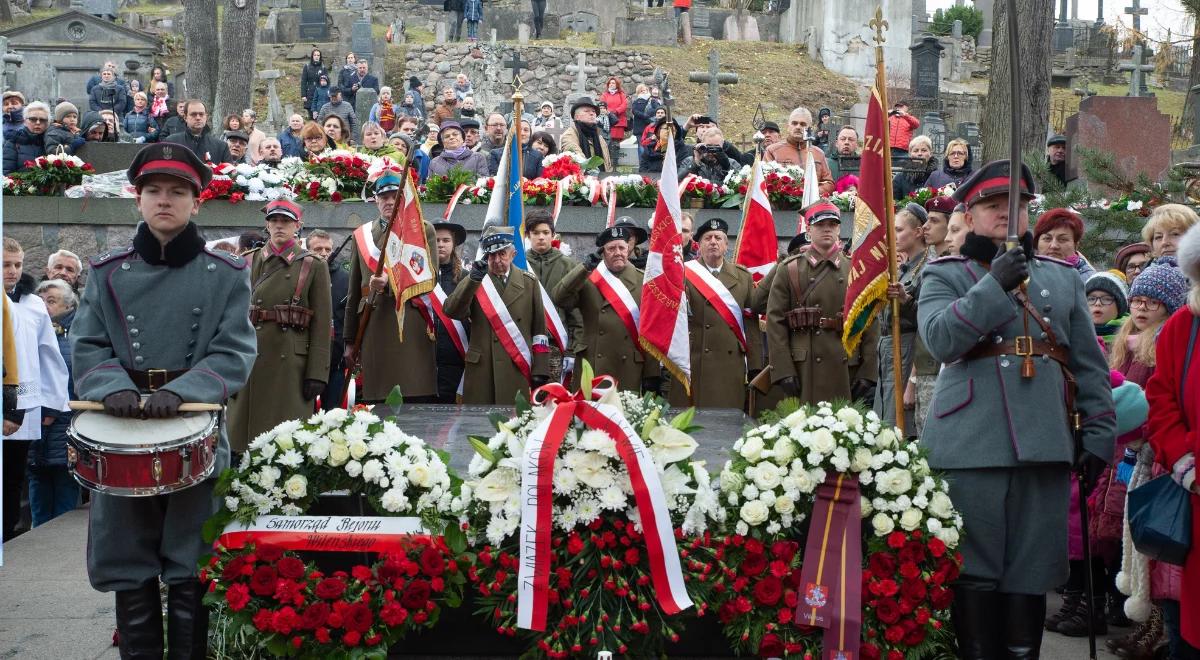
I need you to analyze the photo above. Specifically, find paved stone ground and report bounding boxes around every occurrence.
[0,506,1134,659]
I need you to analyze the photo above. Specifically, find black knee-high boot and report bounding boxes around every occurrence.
[952,587,1004,660]
[1003,593,1047,659]
[166,580,209,660]
[114,581,163,659]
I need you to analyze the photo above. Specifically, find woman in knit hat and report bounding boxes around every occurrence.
[44,102,82,156]
[1141,224,1200,659]
[1086,270,1129,346]
[1034,207,1095,281]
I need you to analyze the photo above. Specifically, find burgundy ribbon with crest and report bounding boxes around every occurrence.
[796,473,863,660]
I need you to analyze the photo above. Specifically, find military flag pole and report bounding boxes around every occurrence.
[869,11,905,429]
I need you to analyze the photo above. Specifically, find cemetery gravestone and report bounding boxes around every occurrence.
[260,69,284,133]
[435,21,448,45]
[1119,44,1154,98]
[909,36,943,101]
[691,6,711,38]
[72,0,116,19]
[957,122,980,152]
[1065,95,1170,183]
[355,87,378,132]
[518,24,530,45]
[299,0,328,40]
[920,112,947,155]
[562,12,599,34]
[352,19,374,65]
[688,49,737,123]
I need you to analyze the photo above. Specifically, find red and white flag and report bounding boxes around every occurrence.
[733,156,778,282]
[638,137,691,393]
[385,177,436,338]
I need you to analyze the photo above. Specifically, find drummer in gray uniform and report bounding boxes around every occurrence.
[916,160,1113,657]
[69,142,257,659]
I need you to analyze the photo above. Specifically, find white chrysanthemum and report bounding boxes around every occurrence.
[381,488,409,513]
[575,497,600,525]
[554,468,580,494]
[257,465,281,489]
[362,459,385,483]
[225,496,240,511]
[257,441,278,463]
[598,485,626,510]
[576,429,618,457]
[345,460,363,478]
[276,449,304,468]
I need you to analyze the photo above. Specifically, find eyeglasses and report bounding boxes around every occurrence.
[1087,295,1116,306]
[26,117,47,124]
[948,150,967,157]
[1130,298,1163,311]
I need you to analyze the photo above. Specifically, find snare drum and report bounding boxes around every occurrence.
[67,410,220,496]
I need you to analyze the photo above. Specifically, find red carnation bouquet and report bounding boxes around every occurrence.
[3,153,95,196]
[203,537,468,658]
[292,150,373,202]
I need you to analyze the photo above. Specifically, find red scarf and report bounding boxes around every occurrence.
[378,101,396,132]
[150,96,169,118]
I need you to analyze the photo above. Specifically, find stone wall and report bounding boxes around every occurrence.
[404,44,657,118]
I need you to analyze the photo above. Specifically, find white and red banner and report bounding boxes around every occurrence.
[540,285,568,352]
[516,378,693,631]
[385,177,436,338]
[638,137,691,393]
[588,263,640,345]
[733,156,779,282]
[475,276,532,381]
[414,283,469,357]
[684,260,747,353]
[218,515,428,554]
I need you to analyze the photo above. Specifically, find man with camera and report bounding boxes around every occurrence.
[765,202,877,405]
[887,101,920,158]
[679,127,739,183]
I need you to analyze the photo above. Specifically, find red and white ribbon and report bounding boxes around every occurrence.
[588,262,640,346]
[444,183,469,220]
[418,282,469,358]
[218,515,428,553]
[604,178,620,228]
[678,174,699,199]
[550,178,567,227]
[475,276,532,381]
[683,261,746,352]
[516,376,693,631]
[353,220,381,273]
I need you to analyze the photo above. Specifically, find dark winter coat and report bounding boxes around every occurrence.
[892,159,937,201]
[44,124,84,156]
[301,59,325,107]
[3,109,22,141]
[88,82,128,116]
[488,144,543,179]
[638,120,686,174]
[309,85,331,119]
[121,107,156,140]
[163,125,233,164]
[924,149,974,189]
[278,127,304,158]
[630,96,662,144]
[678,151,738,182]
[3,126,46,173]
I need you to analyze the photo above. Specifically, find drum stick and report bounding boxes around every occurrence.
[69,401,223,412]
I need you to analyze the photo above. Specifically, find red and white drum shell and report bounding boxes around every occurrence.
[66,410,220,497]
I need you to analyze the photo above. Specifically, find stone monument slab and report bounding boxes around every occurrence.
[352,19,374,64]
[909,35,943,100]
[354,87,377,135]
[562,11,599,33]
[920,112,947,155]
[299,0,328,40]
[518,23,530,45]
[1065,95,1170,184]
[434,21,448,45]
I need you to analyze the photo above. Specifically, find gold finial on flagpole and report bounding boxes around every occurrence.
[869,7,889,45]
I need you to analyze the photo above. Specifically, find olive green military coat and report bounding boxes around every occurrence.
[443,268,551,404]
[343,220,439,401]
[227,242,332,451]
[552,262,657,390]
[766,251,879,406]
[669,259,762,409]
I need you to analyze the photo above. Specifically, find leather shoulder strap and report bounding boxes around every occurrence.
[291,255,316,305]
[787,258,803,309]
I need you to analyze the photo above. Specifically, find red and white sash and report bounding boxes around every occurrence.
[415,282,469,357]
[352,221,381,273]
[539,285,568,351]
[517,378,693,631]
[588,263,640,346]
[683,261,746,352]
[474,276,532,381]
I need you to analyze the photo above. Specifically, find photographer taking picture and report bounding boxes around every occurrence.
[679,126,738,183]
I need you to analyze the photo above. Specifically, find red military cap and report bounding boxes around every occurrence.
[925,195,957,215]
[261,199,303,223]
[950,159,1036,208]
[126,142,212,193]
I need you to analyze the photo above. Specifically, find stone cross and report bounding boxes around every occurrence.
[687,49,738,122]
[1119,44,1154,97]
[504,50,530,86]
[259,69,284,133]
[1124,0,1147,35]
[565,52,597,96]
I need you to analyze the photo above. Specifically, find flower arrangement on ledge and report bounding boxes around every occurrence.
[462,374,724,658]
[3,154,95,196]
[721,162,808,209]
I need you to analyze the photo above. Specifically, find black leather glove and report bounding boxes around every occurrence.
[302,379,325,401]
[143,390,183,418]
[641,377,662,394]
[530,375,550,389]
[2,384,19,423]
[102,390,142,418]
[851,378,876,403]
[989,246,1029,292]
[1076,451,1108,494]
[778,376,800,397]
[585,252,603,272]
[469,259,488,282]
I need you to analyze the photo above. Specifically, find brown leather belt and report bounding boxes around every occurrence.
[963,337,1068,367]
[249,308,280,323]
[125,368,187,392]
[817,317,843,331]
